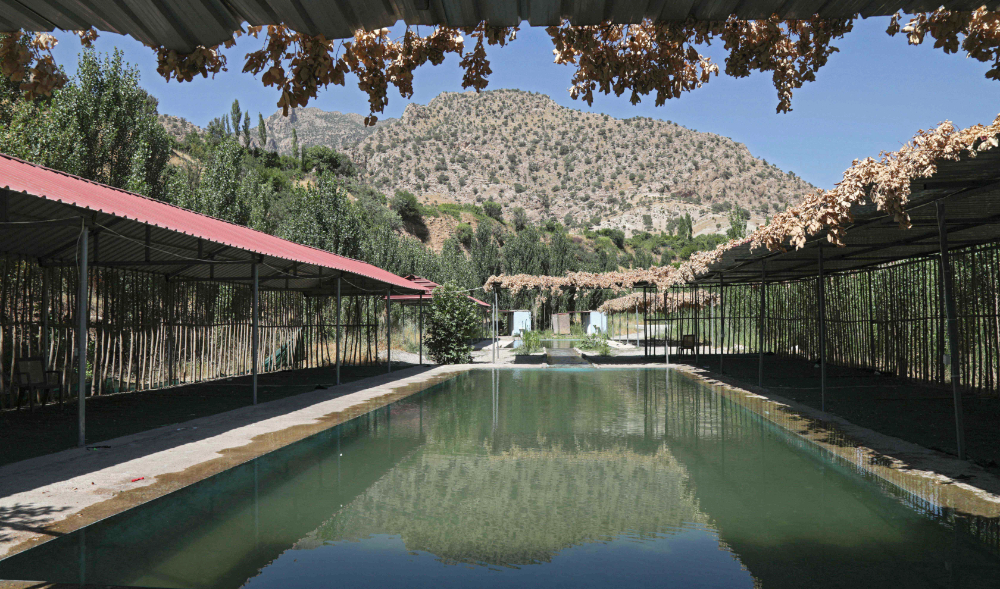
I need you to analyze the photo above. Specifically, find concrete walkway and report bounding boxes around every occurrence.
[0,364,471,559]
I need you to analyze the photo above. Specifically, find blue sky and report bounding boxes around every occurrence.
[52,17,999,190]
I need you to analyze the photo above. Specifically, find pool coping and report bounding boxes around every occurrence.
[0,364,478,563]
[669,364,1000,519]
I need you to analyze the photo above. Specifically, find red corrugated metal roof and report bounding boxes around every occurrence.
[388,275,491,308]
[0,154,423,293]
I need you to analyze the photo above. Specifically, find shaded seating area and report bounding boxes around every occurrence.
[663,124,1000,463]
[0,154,424,448]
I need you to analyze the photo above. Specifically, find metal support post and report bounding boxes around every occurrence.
[818,245,827,412]
[493,291,498,364]
[758,262,766,388]
[635,302,639,349]
[694,284,700,365]
[386,289,392,373]
[664,292,669,365]
[77,226,88,447]
[937,202,966,459]
[418,293,424,365]
[719,276,725,374]
[643,288,648,357]
[167,278,174,386]
[251,263,259,405]
[336,276,342,385]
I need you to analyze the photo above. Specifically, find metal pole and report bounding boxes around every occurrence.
[719,276,725,374]
[758,261,766,388]
[643,287,648,357]
[635,302,639,349]
[664,292,669,365]
[937,202,966,459]
[386,289,391,373]
[694,284,700,365]
[167,278,174,386]
[77,226,88,447]
[418,293,423,365]
[336,276,341,385]
[493,291,498,364]
[818,245,827,412]
[42,268,49,369]
[252,263,258,405]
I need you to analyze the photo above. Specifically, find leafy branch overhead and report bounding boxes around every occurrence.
[2,8,999,122]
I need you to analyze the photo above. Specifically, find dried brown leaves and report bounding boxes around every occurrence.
[666,112,1000,287]
[0,31,68,100]
[2,11,998,119]
[597,290,719,314]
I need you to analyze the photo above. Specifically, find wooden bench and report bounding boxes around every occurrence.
[15,356,61,411]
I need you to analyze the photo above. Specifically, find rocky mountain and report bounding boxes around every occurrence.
[163,90,817,237]
[158,114,202,143]
[251,107,396,154]
[345,90,816,236]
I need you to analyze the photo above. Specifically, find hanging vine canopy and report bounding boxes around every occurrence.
[2,8,1000,123]
[672,111,1000,286]
[597,290,719,314]
[484,266,683,295]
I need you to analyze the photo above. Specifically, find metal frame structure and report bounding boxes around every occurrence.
[0,0,983,53]
[0,155,423,446]
[681,145,1000,460]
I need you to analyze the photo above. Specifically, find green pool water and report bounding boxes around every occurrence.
[2,368,999,588]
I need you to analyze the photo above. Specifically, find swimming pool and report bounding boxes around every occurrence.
[1,368,998,588]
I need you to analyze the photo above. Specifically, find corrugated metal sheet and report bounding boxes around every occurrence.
[4,0,998,53]
[388,274,491,306]
[0,154,425,295]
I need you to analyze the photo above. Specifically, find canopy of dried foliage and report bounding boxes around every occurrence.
[2,9,999,123]
[597,290,719,314]
[670,111,1000,285]
[483,266,682,295]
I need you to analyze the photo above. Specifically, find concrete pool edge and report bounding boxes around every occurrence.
[671,364,1000,518]
[0,364,477,563]
[5,362,999,573]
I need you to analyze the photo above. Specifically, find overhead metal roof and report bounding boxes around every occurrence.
[687,146,1000,286]
[0,154,425,296]
[2,0,997,53]
[388,275,491,307]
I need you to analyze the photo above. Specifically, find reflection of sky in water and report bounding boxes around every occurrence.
[247,529,752,589]
[2,368,999,588]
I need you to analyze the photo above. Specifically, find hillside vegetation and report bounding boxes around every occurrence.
[348,90,816,235]
[249,90,816,238]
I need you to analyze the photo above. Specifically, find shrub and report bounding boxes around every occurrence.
[456,223,473,247]
[425,283,481,364]
[578,332,611,356]
[483,201,503,222]
[516,330,542,355]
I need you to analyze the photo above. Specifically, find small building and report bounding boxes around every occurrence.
[552,311,607,335]
[502,310,532,336]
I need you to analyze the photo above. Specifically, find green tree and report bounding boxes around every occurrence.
[455,223,473,248]
[425,283,480,364]
[230,99,242,144]
[511,207,529,232]
[242,112,251,148]
[303,146,355,176]
[677,213,694,241]
[483,200,503,222]
[726,206,750,240]
[257,113,268,150]
[291,128,299,160]
[0,49,171,200]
